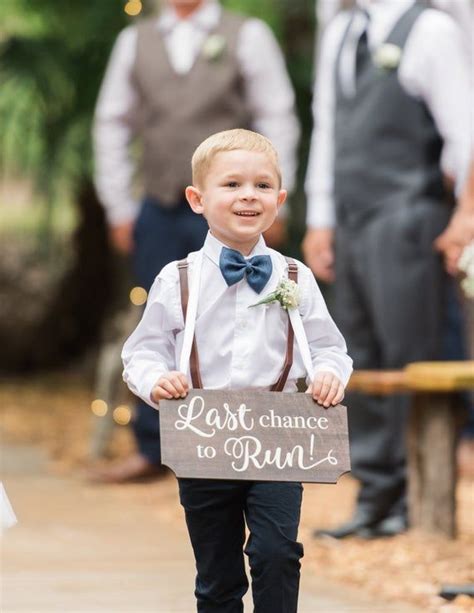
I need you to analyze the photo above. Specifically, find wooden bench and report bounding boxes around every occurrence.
[348,361,474,539]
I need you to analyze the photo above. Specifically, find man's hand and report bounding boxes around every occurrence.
[306,371,344,408]
[302,228,335,283]
[109,221,135,255]
[263,217,287,249]
[151,371,189,403]
[435,163,474,274]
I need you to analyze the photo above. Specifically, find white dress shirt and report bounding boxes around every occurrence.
[305,0,472,229]
[93,0,300,226]
[122,232,353,409]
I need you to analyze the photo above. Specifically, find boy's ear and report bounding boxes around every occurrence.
[277,189,287,210]
[185,186,204,214]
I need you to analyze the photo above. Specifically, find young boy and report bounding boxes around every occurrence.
[122,129,352,612]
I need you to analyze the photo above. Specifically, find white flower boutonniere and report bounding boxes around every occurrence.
[202,34,226,62]
[373,43,402,71]
[458,241,474,299]
[249,277,300,311]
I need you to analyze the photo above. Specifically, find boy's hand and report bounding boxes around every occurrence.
[151,371,189,403]
[306,371,344,408]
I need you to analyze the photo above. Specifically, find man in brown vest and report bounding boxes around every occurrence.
[92,0,299,482]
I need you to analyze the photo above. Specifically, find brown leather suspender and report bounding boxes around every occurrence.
[177,256,298,391]
[270,259,298,392]
[177,259,203,389]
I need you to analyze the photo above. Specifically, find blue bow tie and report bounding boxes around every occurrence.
[219,247,272,294]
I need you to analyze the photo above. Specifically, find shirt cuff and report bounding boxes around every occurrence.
[139,368,168,411]
[306,194,336,229]
[104,200,139,227]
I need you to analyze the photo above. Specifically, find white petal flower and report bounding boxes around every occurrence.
[459,241,474,299]
[202,34,226,61]
[249,276,300,310]
[373,43,402,70]
[458,242,474,273]
[276,278,300,310]
[461,277,474,299]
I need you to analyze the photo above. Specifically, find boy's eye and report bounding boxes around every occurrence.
[257,183,271,189]
[226,181,238,188]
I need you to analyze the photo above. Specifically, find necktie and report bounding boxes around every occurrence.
[219,247,272,294]
[355,11,370,79]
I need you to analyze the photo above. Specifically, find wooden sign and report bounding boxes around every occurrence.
[160,390,350,483]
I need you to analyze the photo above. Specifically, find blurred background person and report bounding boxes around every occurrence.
[303,0,471,538]
[316,0,474,274]
[90,0,300,482]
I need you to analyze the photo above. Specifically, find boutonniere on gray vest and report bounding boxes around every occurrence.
[249,277,300,310]
[202,34,227,61]
[373,43,402,71]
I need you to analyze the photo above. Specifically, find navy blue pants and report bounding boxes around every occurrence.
[178,479,304,613]
[132,196,208,464]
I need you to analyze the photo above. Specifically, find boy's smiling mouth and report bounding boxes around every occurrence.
[234,211,260,217]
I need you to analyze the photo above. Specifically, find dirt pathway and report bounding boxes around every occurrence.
[1,443,421,612]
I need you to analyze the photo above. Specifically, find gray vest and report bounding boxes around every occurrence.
[131,12,250,205]
[333,4,446,227]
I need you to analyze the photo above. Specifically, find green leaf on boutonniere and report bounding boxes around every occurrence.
[249,278,300,310]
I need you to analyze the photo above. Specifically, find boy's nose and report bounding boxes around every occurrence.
[240,185,256,200]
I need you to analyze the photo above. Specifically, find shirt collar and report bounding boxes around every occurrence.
[157,0,221,34]
[203,231,269,267]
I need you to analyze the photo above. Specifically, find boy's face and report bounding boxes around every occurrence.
[186,149,287,254]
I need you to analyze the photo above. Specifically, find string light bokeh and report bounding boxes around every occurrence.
[113,404,132,426]
[90,399,108,417]
[124,1,143,17]
[91,399,132,426]
[129,286,148,306]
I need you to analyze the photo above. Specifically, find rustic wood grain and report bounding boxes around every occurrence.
[160,390,350,483]
[347,361,473,539]
[405,361,474,391]
[408,393,458,538]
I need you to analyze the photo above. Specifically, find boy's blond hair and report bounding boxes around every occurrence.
[191,129,282,188]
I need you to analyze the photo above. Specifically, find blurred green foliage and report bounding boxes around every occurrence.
[0,1,128,204]
[0,0,316,246]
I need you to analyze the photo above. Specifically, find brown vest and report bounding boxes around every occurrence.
[131,12,250,205]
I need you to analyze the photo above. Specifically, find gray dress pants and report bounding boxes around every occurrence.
[334,200,450,520]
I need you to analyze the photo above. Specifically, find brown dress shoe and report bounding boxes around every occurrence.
[86,453,169,484]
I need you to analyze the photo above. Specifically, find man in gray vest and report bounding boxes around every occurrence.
[303,0,471,537]
[92,0,299,482]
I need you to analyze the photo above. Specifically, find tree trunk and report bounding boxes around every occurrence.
[0,179,114,372]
